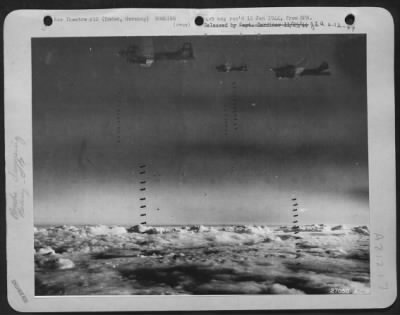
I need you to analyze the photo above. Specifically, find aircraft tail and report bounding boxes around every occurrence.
[318,61,329,71]
[181,42,194,59]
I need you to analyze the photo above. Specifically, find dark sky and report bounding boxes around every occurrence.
[32,35,368,225]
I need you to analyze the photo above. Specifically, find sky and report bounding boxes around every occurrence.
[32,35,368,225]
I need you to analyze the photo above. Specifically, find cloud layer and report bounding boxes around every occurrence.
[35,224,370,295]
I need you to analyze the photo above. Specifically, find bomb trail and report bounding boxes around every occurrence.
[138,164,148,225]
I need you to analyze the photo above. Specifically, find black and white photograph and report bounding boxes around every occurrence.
[31,34,371,296]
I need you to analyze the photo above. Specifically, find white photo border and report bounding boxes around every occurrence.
[4,7,396,311]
